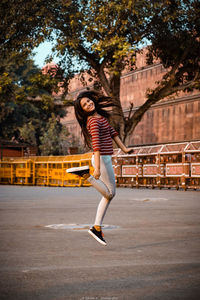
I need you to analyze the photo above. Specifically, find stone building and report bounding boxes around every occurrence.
[61,50,200,148]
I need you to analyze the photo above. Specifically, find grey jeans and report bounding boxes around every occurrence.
[87,155,116,226]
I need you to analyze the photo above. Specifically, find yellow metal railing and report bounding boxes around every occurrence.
[0,162,13,184]
[1,141,200,190]
[0,153,93,187]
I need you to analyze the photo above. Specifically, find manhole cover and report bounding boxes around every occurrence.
[45,224,120,230]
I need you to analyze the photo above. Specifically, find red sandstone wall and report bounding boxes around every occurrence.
[2,149,22,157]
[129,95,200,145]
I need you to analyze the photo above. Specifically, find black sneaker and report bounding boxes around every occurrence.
[88,226,107,246]
[66,166,90,177]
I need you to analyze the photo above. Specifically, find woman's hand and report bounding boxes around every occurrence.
[93,168,101,179]
[124,147,134,154]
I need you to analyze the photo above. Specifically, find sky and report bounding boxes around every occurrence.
[33,41,85,73]
[33,41,59,68]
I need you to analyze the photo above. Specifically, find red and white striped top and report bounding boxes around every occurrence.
[87,116,118,155]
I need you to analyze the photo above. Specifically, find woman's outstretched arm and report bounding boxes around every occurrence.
[113,136,133,154]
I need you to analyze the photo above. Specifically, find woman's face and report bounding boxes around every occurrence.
[80,97,95,113]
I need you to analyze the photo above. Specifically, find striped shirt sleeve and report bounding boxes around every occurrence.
[88,118,101,151]
[109,124,118,138]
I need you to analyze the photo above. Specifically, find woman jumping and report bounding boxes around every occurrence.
[67,90,133,246]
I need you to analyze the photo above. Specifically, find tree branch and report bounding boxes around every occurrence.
[98,61,112,96]
[77,44,100,70]
[124,76,199,141]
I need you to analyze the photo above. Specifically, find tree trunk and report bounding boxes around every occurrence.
[109,73,125,138]
[97,67,125,138]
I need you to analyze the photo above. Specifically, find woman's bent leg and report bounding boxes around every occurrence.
[89,155,116,226]
[87,176,112,199]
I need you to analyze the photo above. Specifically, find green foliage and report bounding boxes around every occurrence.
[0,54,69,155]
[46,0,146,78]
[0,0,58,59]
[0,72,13,96]
[19,121,38,146]
[39,114,69,155]
[145,0,200,92]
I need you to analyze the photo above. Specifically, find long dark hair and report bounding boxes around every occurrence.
[74,90,116,149]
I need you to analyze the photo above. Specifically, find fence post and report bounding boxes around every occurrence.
[136,156,139,188]
[156,154,161,189]
[182,152,186,191]
[11,163,14,185]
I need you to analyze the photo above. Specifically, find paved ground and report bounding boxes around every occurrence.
[0,185,200,300]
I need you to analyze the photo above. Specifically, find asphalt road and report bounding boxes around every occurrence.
[0,185,200,300]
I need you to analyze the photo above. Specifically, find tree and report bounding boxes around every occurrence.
[1,0,200,142]
[43,0,200,141]
[0,54,69,155]
[45,0,148,137]
[0,0,57,59]
[125,0,200,140]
